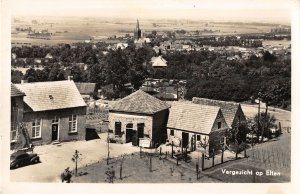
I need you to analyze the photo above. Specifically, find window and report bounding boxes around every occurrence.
[115,122,122,136]
[52,116,59,124]
[11,122,17,142]
[218,122,222,129]
[196,134,200,141]
[69,115,77,133]
[32,119,42,138]
[170,129,174,136]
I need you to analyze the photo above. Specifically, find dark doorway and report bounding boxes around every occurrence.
[137,123,145,146]
[52,124,58,141]
[132,131,138,146]
[182,132,189,148]
[85,128,100,141]
[126,123,133,143]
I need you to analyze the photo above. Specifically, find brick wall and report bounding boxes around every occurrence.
[23,107,86,146]
[108,111,153,144]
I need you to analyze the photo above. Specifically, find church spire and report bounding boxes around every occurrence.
[134,19,141,40]
[136,19,140,30]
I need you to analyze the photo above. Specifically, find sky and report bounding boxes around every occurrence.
[10,0,296,24]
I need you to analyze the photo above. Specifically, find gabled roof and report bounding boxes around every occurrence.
[192,97,240,127]
[111,89,170,115]
[75,82,96,95]
[167,101,221,134]
[11,83,25,97]
[151,56,167,67]
[15,80,86,112]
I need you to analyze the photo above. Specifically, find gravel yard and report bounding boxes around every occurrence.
[10,133,139,182]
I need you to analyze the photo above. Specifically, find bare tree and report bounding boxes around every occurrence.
[71,150,82,177]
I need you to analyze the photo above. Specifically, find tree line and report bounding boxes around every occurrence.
[11,42,291,109]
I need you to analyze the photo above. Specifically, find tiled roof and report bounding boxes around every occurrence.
[151,56,167,67]
[75,82,96,94]
[11,83,25,97]
[167,101,221,134]
[111,89,170,114]
[15,80,86,112]
[192,97,240,127]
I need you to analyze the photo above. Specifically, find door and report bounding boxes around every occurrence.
[182,132,189,148]
[52,124,58,141]
[126,123,133,143]
[137,123,145,146]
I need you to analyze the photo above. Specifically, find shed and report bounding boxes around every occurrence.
[109,90,170,146]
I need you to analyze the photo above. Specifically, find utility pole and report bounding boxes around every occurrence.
[107,131,110,165]
[257,92,261,143]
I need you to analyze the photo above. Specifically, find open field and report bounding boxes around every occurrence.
[12,16,281,45]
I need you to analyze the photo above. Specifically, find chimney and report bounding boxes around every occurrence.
[68,76,73,81]
[21,80,28,84]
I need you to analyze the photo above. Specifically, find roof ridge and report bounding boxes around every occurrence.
[192,97,240,106]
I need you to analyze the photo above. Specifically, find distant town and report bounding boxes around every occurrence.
[10,17,291,183]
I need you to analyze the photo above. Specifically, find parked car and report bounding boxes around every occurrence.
[10,150,40,169]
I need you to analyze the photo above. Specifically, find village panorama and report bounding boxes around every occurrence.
[10,13,291,183]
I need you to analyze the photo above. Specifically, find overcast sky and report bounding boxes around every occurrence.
[11,0,295,24]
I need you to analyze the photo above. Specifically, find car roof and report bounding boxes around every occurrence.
[11,150,28,157]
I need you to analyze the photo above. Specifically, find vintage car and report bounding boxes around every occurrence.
[10,150,40,169]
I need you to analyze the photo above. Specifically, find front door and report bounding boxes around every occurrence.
[52,124,59,141]
[182,132,189,148]
[137,123,145,146]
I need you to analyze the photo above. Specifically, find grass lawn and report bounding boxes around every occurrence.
[204,131,291,183]
[72,152,220,183]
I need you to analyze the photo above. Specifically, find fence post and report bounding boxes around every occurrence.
[196,164,199,180]
[171,141,174,158]
[244,149,247,158]
[149,155,152,172]
[185,147,188,162]
[279,122,282,134]
[165,151,168,158]
[177,157,179,166]
[212,149,215,167]
[160,147,162,155]
[140,147,142,158]
[201,153,205,170]
[221,148,224,164]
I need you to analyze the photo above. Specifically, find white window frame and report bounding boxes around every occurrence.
[32,119,42,138]
[69,115,78,133]
[11,122,17,142]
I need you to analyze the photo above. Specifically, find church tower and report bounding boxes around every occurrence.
[134,19,141,40]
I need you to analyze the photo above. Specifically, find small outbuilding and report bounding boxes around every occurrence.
[192,97,247,142]
[109,90,170,146]
[167,101,229,154]
[151,56,167,68]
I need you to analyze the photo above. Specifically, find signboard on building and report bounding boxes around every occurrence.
[139,138,151,148]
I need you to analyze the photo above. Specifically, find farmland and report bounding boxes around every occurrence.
[11,16,281,46]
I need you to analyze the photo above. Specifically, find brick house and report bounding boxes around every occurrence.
[11,83,25,145]
[167,101,229,155]
[192,97,247,142]
[109,90,170,146]
[14,80,87,146]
